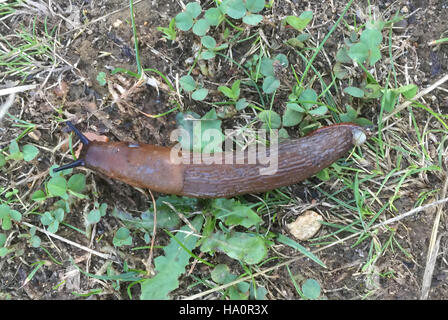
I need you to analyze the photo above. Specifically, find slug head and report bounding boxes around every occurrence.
[53,121,89,173]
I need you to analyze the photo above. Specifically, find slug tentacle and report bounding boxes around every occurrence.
[66,121,90,146]
[53,121,90,173]
[53,159,85,173]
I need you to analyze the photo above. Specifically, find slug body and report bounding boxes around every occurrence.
[55,123,365,198]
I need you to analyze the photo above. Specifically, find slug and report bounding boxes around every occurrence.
[53,122,366,198]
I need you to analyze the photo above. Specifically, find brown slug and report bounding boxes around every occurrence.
[53,121,366,198]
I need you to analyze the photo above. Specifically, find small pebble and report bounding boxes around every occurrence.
[286,210,323,241]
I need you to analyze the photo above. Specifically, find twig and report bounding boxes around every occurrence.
[420,174,448,299]
[20,221,114,260]
[146,189,157,275]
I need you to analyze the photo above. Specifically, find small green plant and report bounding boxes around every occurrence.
[32,171,86,201]
[210,264,267,300]
[113,227,133,247]
[140,215,204,299]
[40,208,64,233]
[179,75,209,101]
[301,279,322,299]
[259,54,288,93]
[96,71,107,86]
[157,18,176,40]
[200,35,228,60]
[284,11,313,32]
[86,202,108,224]
[0,140,39,168]
[282,87,328,127]
[0,204,22,231]
[28,226,41,248]
[218,79,241,101]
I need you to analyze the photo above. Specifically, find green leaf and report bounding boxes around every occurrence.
[201,35,216,49]
[277,234,326,268]
[258,110,281,129]
[245,0,265,13]
[204,7,223,26]
[140,215,204,299]
[1,215,11,230]
[96,72,107,86]
[175,12,194,31]
[340,105,357,122]
[192,19,210,36]
[186,2,201,18]
[348,42,369,64]
[335,46,352,64]
[47,176,67,197]
[157,18,176,41]
[9,210,21,222]
[7,140,23,161]
[243,13,263,25]
[298,88,318,109]
[201,231,267,264]
[274,53,288,68]
[260,57,274,77]
[282,108,303,127]
[231,80,241,99]
[297,33,311,42]
[47,220,59,233]
[0,247,9,257]
[286,103,305,113]
[212,198,262,228]
[194,109,224,153]
[236,98,249,111]
[200,50,216,60]
[0,204,10,219]
[192,88,209,101]
[360,28,383,48]
[53,208,65,222]
[40,212,54,226]
[382,89,398,113]
[87,209,101,224]
[262,76,280,93]
[316,168,330,181]
[30,235,41,248]
[218,85,237,100]
[22,145,39,161]
[0,154,6,167]
[113,227,132,247]
[302,279,321,299]
[0,233,5,247]
[333,62,348,80]
[222,0,246,19]
[179,75,196,92]
[344,86,365,98]
[68,173,86,193]
[211,264,237,284]
[395,84,417,99]
[285,11,313,31]
[309,105,328,116]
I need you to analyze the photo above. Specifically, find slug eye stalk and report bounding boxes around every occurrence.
[53,121,90,173]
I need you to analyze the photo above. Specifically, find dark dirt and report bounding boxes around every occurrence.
[1,0,447,300]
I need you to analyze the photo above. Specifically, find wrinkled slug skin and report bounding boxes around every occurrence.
[82,123,362,198]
